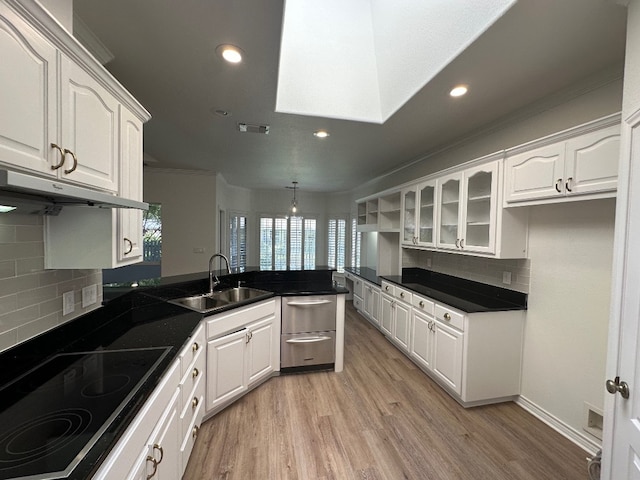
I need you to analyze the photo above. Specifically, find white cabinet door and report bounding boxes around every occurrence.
[59,55,119,192]
[116,107,144,265]
[246,316,276,386]
[417,180,436,247]
[410,310,434,371]
[207,329,248,411]
[401,186,418,245]
[432,320,464,396]
[436,172,463,250]
[565,124,620,196]
[392,300,411,352]
[152,390,181,480]
[0,3,57,175]
[504,143,565,203]
[370,286,380,325]
[460,161,498,254]
[380,293,394,336]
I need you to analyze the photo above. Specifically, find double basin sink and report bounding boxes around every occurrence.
[169,286,272,314]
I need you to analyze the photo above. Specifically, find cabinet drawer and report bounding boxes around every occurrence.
[180,368,205,441]
[395,285,412,304]
[435,304,465,331]
[412,294,434,315]
[179,323,205,377]
[381,281,395,296]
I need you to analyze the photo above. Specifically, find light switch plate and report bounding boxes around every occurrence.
[63,290,75,315]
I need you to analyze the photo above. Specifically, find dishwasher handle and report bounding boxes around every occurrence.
[285,336,332,344]
[286,300,333,306]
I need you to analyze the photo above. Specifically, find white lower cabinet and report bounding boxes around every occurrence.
[362,282,381,326]
[432,320,464,396]
[205,299,279,415]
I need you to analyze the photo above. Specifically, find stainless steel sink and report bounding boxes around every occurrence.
[169,287,272,314]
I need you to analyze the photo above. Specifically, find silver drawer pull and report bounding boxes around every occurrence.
[192,397,199,409]
[443,312,451,321]
[400,292,405,298]
[287,300,333,306]
[286,336,331,344]
[419,301,424,307]
[192,342,199,352]
[146,456,158,479]
[192,368,199,378]
[192,425,200,439]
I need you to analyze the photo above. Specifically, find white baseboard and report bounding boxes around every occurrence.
[515,395,601,455]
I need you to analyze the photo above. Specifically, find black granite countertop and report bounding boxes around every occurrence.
[0,267,347,480]
[344,267,527,313]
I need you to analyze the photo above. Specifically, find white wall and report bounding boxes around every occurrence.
[144,169,217,277]
[521,199,615,444]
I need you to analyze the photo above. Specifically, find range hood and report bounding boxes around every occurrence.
[0,169,148,214]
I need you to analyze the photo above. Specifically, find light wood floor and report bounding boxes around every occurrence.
[184,302,589,480]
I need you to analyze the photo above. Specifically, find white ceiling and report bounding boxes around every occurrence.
[73,0,627,193]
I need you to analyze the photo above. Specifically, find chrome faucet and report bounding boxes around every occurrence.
[209,253,231,294]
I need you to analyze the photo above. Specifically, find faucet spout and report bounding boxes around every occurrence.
[209,253,231,294]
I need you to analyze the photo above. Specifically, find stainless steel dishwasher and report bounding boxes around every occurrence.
[281,295,337,372]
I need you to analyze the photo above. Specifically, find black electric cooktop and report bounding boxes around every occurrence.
[0,347,170,480]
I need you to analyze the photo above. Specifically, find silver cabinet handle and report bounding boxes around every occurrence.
[286,336,332,344]
[192,425,200,439]
[566,177,573,192]
[385,286,390,291]
[192,342,199,352]
[419,301,424,308]
[50,143,65,170]
[460,238,464,249]
[443,312,451,321]
[400,292,405,298]
[192,397,199,409]
[192,368,199,378]
[555,178,563,193]
[455,239,460,248]
[287,300,333,306]
[146,456,158,479]
[124,237,133,254]
[152,444,163,463]
[62,148,78,174]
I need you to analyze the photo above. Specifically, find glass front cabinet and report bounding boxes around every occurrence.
[436,161,498,254]
[402,180,436,248]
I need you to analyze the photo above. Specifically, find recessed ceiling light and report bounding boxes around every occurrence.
[450,85,469,97]
[313,130,330,138]
[216,44,244,63]
[214,109,231,117]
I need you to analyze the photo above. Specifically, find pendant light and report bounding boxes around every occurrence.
[288,181,299,214]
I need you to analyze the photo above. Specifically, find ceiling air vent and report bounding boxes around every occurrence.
[237,123,270,135]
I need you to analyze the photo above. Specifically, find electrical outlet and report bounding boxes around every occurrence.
[502,271,512,285]
[63,290,75,316]
[82,284,97,308]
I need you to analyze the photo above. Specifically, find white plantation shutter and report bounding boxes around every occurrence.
[229,214,247,270]
[328,218,346,271]
[259,215,316,269]
[351,217,361,268]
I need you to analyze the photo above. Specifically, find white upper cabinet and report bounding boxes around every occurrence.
[436,161,498,255]
[505,117,620,205]
[0,0,150,194]
[0,2,57,174]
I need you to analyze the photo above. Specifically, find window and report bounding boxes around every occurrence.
[229,214,247,270]
[351,217,361,268]
[259,215,316,269]
[143,203,162,263]
[328,218,346,272]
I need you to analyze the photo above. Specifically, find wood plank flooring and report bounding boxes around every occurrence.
[183,302,589,480]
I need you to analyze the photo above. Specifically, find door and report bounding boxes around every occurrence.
[436,172,462,250]
[417,180,436,247]
[393,300,411,353]
[402,187,417,245]
[432,320,463,396]
[504,143,565,203]
[380,294,394,336]
[565,124,620,196]
[411,310,434,371]
[602,107,640,479]
[246,316,275,386]
[460,162,498,254]
[60,55,119,192]
[0,3,57,174]
[206,329,248,410]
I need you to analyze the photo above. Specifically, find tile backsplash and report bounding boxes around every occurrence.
[402,249,531,293]
[0,213,102,352]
